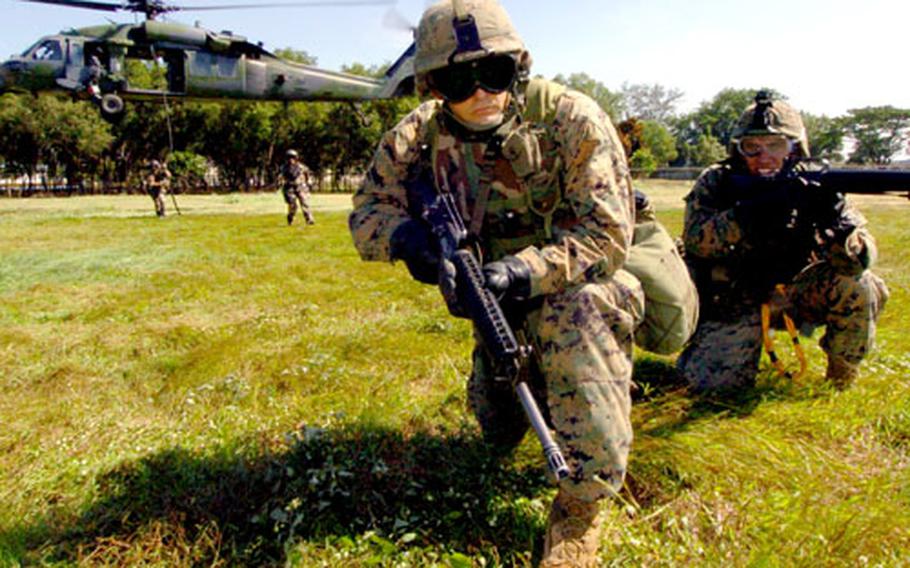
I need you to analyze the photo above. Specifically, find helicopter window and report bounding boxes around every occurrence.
[215,56,238,78]
[69,42,84,66]
[191,52,214,76]
[32,40,63,61]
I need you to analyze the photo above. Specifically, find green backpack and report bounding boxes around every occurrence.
[525,78,699,354]
[626,212,699,354]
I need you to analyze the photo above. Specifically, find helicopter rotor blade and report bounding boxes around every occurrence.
[171,0,394,12]
[19,0,122,12]
[382,6,415,34]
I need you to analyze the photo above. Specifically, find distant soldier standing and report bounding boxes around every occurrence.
[145,159,170,218]
[279,149,315,226]
[678,92,889,391]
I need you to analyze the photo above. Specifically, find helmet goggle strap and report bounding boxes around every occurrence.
[737,135,793,158]
[449,0,487,63]
[428,54,517,103]
[749,90,774,131]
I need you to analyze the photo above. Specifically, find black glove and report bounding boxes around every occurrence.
[791,177,847,227]
[482,255,531,303]
[438,258,469,318]
[733,181,799,234]
[634,189,651,213]
[389,220,440,284]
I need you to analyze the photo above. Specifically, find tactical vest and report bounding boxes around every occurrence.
[421,78,697,354]
[420,78,569,261]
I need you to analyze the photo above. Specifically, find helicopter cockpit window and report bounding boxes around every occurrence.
[32,40,63,61]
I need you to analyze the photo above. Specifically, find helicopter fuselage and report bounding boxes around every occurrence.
[0,20,414,116]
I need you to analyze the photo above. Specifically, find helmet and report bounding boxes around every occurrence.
[730,91,809,157]
[414,0,527,95]
[286,149,299,159]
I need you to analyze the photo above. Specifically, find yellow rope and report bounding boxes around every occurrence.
[760,285,807,380]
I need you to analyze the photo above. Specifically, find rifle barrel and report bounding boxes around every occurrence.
[813,169,910,196]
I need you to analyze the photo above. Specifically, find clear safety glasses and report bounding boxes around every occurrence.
[737,136,793,158]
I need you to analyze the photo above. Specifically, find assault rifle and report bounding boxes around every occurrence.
[415,181,570,482]
[721,162,909,298]
[729,161,910,201]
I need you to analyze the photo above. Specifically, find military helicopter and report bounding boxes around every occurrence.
[0,0,416,120]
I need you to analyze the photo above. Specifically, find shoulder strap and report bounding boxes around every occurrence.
[522,78,567,125]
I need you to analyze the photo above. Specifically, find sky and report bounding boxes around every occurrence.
[2,0,909,118]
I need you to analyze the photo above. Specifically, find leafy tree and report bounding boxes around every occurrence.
[123,58,167,90]
[106,101,184,186]
[201,103,274,190]
[34,96,113,189]
[620,82,684,124]
[688,134,727,167]
[273,48,318,66]
[842,106,910,164]
[639,120,678,167]
[552,72,624,122]
[167,150,209,191]
[629,147,658,177]
[0,94,41,178]
[0,94,110,188]
[802,113,845,162]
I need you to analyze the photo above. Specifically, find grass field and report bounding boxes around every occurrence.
[0,183,908,566]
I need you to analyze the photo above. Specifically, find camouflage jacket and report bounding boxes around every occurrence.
[683,160,877,308]
[146,165,171,190]
[280,162,310,193]
[349,79,635,298]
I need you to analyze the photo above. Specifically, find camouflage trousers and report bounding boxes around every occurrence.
[468,269,645,502]
[677,262,888,392]
[148,186,166,217]
[283,188,314,224]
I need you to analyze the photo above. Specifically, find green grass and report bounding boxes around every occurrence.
[0,185,907,566]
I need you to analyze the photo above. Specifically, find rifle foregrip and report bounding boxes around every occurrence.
[451,249,522,375]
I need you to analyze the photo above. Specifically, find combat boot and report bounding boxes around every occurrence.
[540,490,604,568]
[826,357,859,390]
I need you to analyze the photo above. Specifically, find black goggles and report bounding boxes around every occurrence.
[427,54,518,103]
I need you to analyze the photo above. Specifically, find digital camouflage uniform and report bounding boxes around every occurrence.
[145,160,170,218]
[350,78,644,503]
[280,159,314,225]
[678,161,889,391]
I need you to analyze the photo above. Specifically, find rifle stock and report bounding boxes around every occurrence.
[416,181,570,482]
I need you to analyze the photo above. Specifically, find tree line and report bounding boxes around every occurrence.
[2,55,908,193]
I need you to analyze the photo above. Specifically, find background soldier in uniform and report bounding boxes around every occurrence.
[145,159,170,218]
[349,1,647,565]
[677,92,888,392]
[279,149,315,226]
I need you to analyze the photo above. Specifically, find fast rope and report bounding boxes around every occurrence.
[151,45,180,215]
[760,284,807,379]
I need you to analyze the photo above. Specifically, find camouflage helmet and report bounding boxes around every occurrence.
[730,91,810,157]
[286,149,299,159]
[414,0,527,94]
